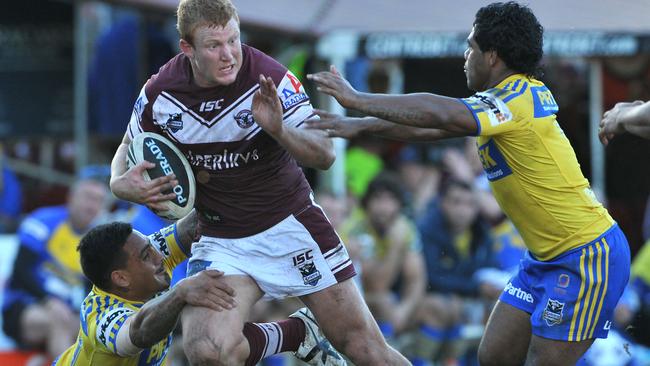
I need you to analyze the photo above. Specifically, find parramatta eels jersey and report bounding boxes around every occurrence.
[459,74,613,261]
[53,224,188,366]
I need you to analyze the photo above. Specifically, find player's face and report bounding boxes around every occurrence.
[183,18,242,87]
[463,27,490,91]
[122,231,170,300]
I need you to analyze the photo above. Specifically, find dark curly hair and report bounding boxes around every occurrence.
[78,222,133,290]
[474,2,544,78]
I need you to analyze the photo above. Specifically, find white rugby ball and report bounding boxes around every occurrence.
[127,132,196,220]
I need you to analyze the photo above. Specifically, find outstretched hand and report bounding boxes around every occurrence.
[307,65,360,109]
[252,74,284,137]
[599,101,643,145]
[304,109,367,139]
[111,161,178,212]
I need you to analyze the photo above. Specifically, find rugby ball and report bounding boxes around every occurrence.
[127,132,195,220]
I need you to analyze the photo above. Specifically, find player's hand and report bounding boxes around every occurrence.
[111,161,178,212]
[307,65,360,109]
[178,270,236,311]
[599,101,643,145]
[252,74,284,138]
[304,109,367,139]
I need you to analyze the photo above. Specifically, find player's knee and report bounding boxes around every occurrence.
[184,334,248,366]
[332,322,390,364]
[477,342,518,366]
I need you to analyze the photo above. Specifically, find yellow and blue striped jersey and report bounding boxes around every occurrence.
[53,224,188,366]
[460,74,613,261]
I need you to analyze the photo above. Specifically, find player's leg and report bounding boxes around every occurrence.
[301,278,410,366]
[525,335,593,366]
[181,274,264,366]
[477,300,531,366]
[524,225,631,365]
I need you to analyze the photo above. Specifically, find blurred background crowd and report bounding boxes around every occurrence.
[2,1,650,365]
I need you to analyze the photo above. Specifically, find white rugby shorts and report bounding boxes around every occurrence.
[187,204,356,299]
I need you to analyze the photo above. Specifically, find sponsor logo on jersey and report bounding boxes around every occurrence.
[234,109,255,129]
[149,231,170,257]
[199,99,224,112]
[504,282,534,303]
[477,139,513,181]
[132,93,147,124]
[531,85,559,118]
[604,320,612,330]
[542,298,565,326]
[281,89,309,109]
[187,149,260,171]
[468,92,513,126]
[280,72,309,110]
[98,308,131,346]
[164,113,183,132]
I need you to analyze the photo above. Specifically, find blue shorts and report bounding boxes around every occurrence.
[500,224,630,341]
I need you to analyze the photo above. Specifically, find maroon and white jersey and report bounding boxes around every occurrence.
[127,45,316,238]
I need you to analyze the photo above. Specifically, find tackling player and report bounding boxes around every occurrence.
[53,212,343,366]
[307,2,630,365]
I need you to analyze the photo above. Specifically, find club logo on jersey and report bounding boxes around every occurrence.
[298,262,322,286]
[542,299,565,326]
[467,92,513,126]
[164,113,184,132]
[234,109,255,129]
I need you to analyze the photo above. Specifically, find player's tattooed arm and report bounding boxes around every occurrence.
[308,66,476,135]
[128,270,235,349]
[305,110,463,142]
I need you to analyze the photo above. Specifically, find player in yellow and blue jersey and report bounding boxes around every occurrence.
[53,211,346,366]
[52,212,236,366]
[307,2,630,365]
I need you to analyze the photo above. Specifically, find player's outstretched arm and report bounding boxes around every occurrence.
[109,132,178,211]
[600,100,650,145]
[116,270,236,354]
[305,109,464,142]
[252,74,334,170]
[307,66,477,135]
[174,209,199,254]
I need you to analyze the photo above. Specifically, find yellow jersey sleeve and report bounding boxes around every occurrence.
[148,223,189,276]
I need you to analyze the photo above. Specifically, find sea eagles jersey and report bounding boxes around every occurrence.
[53,224,188,366]
[127,45,315,238]
[459,74,614,261]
